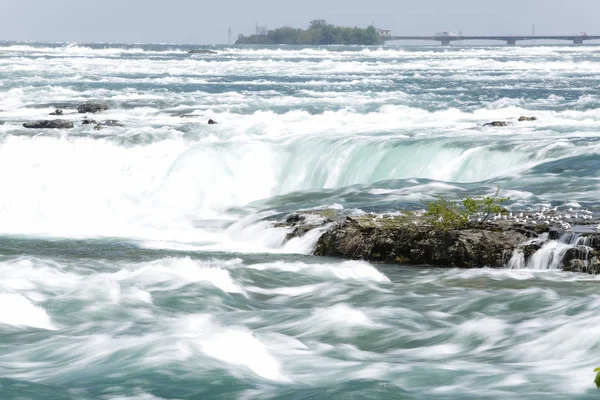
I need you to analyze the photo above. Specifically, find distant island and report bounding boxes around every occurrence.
[235,20,381,45]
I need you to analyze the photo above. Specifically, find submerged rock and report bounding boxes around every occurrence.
[180,114,199,118]
[82,117,96,125]
[483,121,509,127]
[188,49,218,54]
[23,120,74,129]
[518,116,538,122]
[278,211,339,242]
[97,120,124,127]
[208,119,218,125]
[49,109,63,116]
[77,102,109,114]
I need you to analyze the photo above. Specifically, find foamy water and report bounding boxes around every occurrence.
[1,42,600,399]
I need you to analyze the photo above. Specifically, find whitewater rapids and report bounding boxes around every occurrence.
[1,42,600,398]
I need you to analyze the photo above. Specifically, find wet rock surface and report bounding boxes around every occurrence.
[188,49,218,54]
[97,120,124,127]
[23,120,74,129]
[314,216,529,267]
[77,102,109,113]
[82,117,97,125]
[483,121,509,127]
[519,116,538,121]
[275,210,600,272]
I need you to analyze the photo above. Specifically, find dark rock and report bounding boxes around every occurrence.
[313,216,530,268]
[275,210,600,272]
[188,49,218,54]
[286,214,306,225]
[580,234,600,251]
[518,116,538,122]
[97,120,124,127]
[548,228,564,241]
[23,120,74,129]
[564,258,587,273]
[562,245,600,273]
[563,246,594,269]
[180,114,199,118]
[286,226,315,242]
[483,121,509,127]
[281,211,338,241]
[77,102,109,114]
[208,119,218,125]
[82,117,97,125]
[49,109,63,116]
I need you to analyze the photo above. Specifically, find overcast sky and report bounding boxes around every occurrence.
[1,0,598,44]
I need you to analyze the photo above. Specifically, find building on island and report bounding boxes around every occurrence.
[377,29,392,38]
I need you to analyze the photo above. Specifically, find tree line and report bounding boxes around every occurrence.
[235,20,381,45]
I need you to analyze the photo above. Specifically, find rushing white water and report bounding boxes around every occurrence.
[2,42,600,399]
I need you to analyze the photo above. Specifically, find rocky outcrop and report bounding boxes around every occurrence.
[23,120,74,129]
[82,117,96,125]
[49,109,63,116]
[208,119,218,125]
[561,235,600,273]
[313,216,530,267]
[77,103,109,114]
[518,116,538,122]
[483,121,509,127]
[276,211,600,272]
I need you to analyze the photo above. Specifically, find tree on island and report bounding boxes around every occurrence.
[235,20,380,45]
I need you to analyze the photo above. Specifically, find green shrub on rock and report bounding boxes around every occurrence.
[424,187,510,230]
[425,196,469,230]
[463,186,510,224]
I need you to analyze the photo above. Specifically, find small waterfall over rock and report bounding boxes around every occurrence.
[509,232,594,271]
[507,249,525,269]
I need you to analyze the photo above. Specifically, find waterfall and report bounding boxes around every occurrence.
[509,232,591,270]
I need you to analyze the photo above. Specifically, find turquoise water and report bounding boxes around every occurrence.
[1,43,600,398]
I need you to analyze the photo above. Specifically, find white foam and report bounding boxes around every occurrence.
[310,304,380,328]
[0,293,56,330]
[174,315,286,381]
[247,260,390,282]
[246,283,328,297]
[0,43,599,252]
[116,257,243,294]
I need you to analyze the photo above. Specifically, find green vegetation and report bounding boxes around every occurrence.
[594,367,600,389]
[424,187,510,230]
[425,196,469,230]
[236,20,380,45]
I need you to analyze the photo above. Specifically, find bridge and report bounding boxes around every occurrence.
[380,35,600,46]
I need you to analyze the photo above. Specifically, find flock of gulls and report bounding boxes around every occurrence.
[490,207,598,231]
